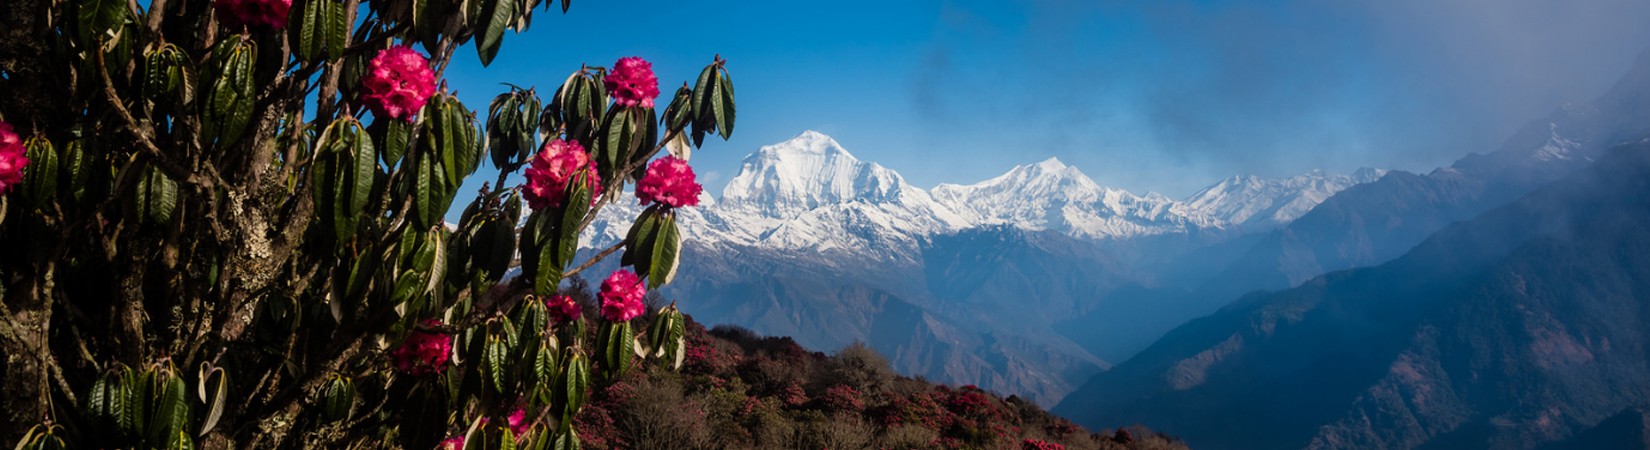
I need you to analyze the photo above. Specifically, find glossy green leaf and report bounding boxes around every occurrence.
[133,165,178,226]
[58,139,90,205]
[647,213,680,289]
[321,374,353,422]
[477,0,518,66]
[689,65,717,148]
[327,0,349,58]
[77,0,129,47]
[485,334,509,393]
[149,370,190,445]
[554,351,588,424]
[716,67,736,140]
[603,321,633,378]
[375,117,411,167]
[21,137,58,209]
[292,0,322,61]
[551,428,580,450]
[204,40,256,148]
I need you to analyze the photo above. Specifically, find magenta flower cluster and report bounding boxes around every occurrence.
[522,139,601,210]
[360,47,437,121]
[604,57,661,108]
[438,437,464,450]
[0,122,27,195]
[546,295,582,323]
[598,269,646,322]
[215,0,290,30]
[390,319,453,376]
[635,156,702,208]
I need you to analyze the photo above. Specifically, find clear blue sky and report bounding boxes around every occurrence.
[442,0,1650,222]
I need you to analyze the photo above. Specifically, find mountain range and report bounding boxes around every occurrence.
[1055,141,1650,449]
[1051,50,1650,449]
[580,130,1384,406]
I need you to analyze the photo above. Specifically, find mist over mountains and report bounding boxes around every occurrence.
[1049,50,1650,449]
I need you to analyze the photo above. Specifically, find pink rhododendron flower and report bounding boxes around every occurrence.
[598,269,646,322]
[546,295,582,323]
[215,0,290,29]
[604,57,660,108]
[360,47,437,121]
[521,139,600,210]
[390,319,453,375]
[635,156,702,208]
[439,436,464,450]
[507,409,529,435]
[0,122,27,195]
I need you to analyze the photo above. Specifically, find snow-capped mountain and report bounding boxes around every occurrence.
[1175,167,1388,231]
[931,158,1198,239]
[574,130,1385,405]
[588,130,1382,254]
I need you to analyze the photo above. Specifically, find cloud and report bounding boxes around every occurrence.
[913,0,1650,187]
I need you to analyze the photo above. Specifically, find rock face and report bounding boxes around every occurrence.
[576,130,1380,406]
[1054,144,1650,450]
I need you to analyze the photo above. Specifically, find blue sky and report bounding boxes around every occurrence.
[441,0,1650,221]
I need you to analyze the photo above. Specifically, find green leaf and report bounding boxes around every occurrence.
[662,85,693,132]
[603,321,633,378]
[689,65,717,148]
[76,0,129,47]
[597,107,632,181]
[149,370,190,444]
[551,428,580,450]
[554,351,588,425]
[717,67,736,140]
[376,117,411,167]
[166,431,196,450]
[485,334,509,393]
[327,0,349,59]
[414,153,433,228]
[21,137,58,209]
[646,213,680,289]
[321,374,353,422]
[619,206,659,269]
[476,0,516,66]
[348,124,377,230]
[667,309,686,370]
[534,338,558,397]
[133,165,178,226]
[205,40,256,147]
[413,0,443,51]
[58,139,90,205]
[292,0,322,61]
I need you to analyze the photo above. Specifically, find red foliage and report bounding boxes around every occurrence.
[819,384,865,412]
[781,383,809,407]
[1022,439,1066,450]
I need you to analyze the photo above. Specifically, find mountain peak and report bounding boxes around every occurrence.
[758,130,855,160]
[1033,157,1068,171]
[720,131,907,210]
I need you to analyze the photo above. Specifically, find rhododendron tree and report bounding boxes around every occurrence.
[0,0,736,447]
